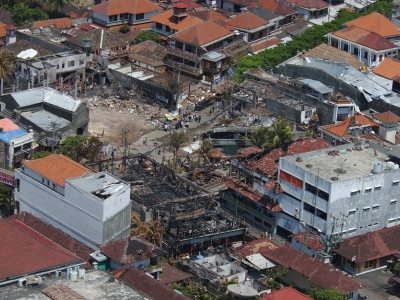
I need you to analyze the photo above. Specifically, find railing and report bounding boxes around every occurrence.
[163,59,203,76]
[167,47,201,63]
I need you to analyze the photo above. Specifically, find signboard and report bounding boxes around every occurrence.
[0,168,14,187]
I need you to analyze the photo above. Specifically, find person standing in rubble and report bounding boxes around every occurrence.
[216,102,219,112]
[198,115,201,123]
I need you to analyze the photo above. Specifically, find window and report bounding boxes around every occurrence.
[348,209,356,216]
[374,185,382,191]
[305,183,317,194]
[391,199,397,206]
[254,216,261,223]
[15,179,20,192]
[304,202,315,214]
[42,177,44,183]
[363,206,370,212]
[364,260,374,268]
[68,61,75,67]
[373,222,379,226]
[47,180,49,186]
[379,55,383,62]
[365,187,372,193]
[79,59,85,65]
[389,218,396,223]
[305,110,313,118]
[166,25,170,32]
[350,190,359,196]
[156,22,162,30]
[56,65,59,69]
[372,204,379,211]
[62,63,65,68]
[280,170,303,188]
[317,209,327,220]
[393,180,399,186]
[136,13,144,20]
[348,228,356,235]
[52,183,56,189]
[318,189,329,201]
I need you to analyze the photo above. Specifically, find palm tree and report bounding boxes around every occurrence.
[0,52,12,81]
[250,126,270,149]
[134,220,163,247]
[47,0,72,13]
[197,140,211,167]
[251,119,293,149]
[170,131,187,167]
[267,118,293,148]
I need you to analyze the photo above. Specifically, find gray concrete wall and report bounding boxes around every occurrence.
[264,97,303,124]
[276,64,369,111]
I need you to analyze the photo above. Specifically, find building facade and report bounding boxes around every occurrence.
[277,141,400,241]
[14,154,131,249]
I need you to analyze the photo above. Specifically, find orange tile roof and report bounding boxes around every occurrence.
[227,12,268,30]
[373,57,400,80]
[374,111,400,123]
[92,0,159,16]
[267,36,280,47]
[0,118,19,131]
[332,26,398,51]
[345,12,400,38]
[0,21,6,38]
[248,0,297,16]
[188,9,228,22]
[262,287,313,300]
[295,0,328,9]
[251,41,267,53]
[23,154,94,187]
[321,115,379,137]
[170,20,232,46]
[150,10,203,31]
[29,18,72,30]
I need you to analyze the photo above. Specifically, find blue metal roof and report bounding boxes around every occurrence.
[0,128,28,144]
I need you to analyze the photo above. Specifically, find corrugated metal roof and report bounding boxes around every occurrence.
[299,78,333,94]
[11,87,81,112]
[22,110,70,131]
[0,128,28,144]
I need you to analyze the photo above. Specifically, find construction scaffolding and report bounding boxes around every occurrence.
[86,154,247,256]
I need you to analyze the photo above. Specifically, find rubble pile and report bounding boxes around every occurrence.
[82,94,160,119]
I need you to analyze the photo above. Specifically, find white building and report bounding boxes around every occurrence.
[328,27,399,68]
[276,141,400,241]
[14,154,131,249]
[16,51,86,85]
[0,118,35,168]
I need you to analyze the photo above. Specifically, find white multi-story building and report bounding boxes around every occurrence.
[14,154,131,249]
[277,141,400,240]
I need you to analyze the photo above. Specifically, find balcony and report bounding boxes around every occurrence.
[213,37,249,57]
[163,59,203,76]
[167,47,201,63]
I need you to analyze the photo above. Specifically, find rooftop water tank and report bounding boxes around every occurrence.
[78,268,85,279]
[70,270,78,282]
[373,162,383,174]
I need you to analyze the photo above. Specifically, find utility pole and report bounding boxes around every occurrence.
[120,129,129,168]
[303,223,309,254]
[338,212,346,248]
[328,216,337,255]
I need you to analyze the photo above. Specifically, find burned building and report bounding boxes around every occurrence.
[87,154,247,256]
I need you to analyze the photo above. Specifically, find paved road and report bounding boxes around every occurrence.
[130,104,224,164]
[354,269,400,300]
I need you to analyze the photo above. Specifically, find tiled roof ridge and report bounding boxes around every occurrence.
[7,219,81,260]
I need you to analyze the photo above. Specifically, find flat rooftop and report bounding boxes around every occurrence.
[68,172,128,200]
[22,110,70,131]
[283,144,395,182]
[0,269,146,300]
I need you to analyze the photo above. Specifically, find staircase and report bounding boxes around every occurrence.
[106,69,115,84]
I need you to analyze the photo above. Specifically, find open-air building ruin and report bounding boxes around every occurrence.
[87,153,247,256]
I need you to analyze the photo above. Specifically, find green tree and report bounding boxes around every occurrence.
[75,136,102,162]
[197,140,211,166]
[58,135,86,158]
[11,3,49,26]
[308,288,344,300]
[170,131,187,166]
[393,261,400,273]
[119,21,130,34]
[0,183,9,207]
[32,150,51,159]
[250,126,270,149]
[266,118,293,148]
[136,30,161,43]
[46,0,72,13]
[0,52,12,80]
